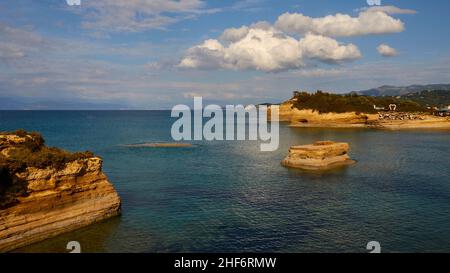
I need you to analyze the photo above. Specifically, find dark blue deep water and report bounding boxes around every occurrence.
[1,111,450,253]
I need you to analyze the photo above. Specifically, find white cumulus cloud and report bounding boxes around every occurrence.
[179,27,361,72]
[275,9,405,37]
[219,26,250,42]
[377,43,398,57]
[299,34,361,63]
[178,6,416,72]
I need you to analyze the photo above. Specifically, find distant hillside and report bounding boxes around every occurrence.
[353,84,450,97]
[401,90,450,108]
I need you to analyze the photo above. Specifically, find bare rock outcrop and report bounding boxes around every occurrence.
[282,141,355,170]
[0,131,121,252]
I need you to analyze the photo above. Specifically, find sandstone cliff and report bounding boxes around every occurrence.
[269,101,377,126]
[0,131,121,252]
[268,102,296,122]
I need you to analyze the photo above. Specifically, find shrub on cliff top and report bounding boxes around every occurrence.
[1,130,94,171]
[0,130,95,208]
[7,147,94,171]
[0,129,45,151]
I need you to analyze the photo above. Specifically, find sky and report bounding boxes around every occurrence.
[1,0,450,109]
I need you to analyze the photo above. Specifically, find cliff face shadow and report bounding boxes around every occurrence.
[0,168,29,209]
[14,216,122,253]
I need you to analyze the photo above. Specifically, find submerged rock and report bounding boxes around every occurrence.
[123,143,193,148]
[0,131,121,252]
[282,141,355,170]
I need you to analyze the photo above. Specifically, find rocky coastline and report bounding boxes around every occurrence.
[0,131,121,252]
[270,101,450,130]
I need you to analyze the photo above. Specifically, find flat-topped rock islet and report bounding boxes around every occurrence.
[282,141,355,170]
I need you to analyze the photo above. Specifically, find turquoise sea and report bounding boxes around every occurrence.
[1,110,450,253]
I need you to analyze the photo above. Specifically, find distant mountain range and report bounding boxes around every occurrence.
[352,84,450,107]
[353,84,450,97]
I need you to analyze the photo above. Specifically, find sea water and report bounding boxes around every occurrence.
[1,110,449,253]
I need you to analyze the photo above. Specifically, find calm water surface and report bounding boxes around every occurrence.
[1,111,449,253]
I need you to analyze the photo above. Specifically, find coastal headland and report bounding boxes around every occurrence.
[0,130,121,252]
[269,91,450,130]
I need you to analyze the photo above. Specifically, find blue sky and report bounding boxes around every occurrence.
[1,0,450,109]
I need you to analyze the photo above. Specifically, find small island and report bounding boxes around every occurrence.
[282,141,355,170]
[0,130,121,252]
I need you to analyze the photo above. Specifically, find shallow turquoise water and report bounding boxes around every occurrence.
[1,111,450,253]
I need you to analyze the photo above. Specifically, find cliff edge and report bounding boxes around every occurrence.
[0,130,121,252]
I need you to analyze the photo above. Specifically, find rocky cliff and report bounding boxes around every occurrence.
[268,102,296,122]
[0,131,121,252]
[269,102,377,126]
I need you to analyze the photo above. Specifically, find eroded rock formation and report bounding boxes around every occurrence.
[282,141,355,170]
[269,104,376,126]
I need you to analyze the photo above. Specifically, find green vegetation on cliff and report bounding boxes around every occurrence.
[291,91,425,114]
[0,130,94,208]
